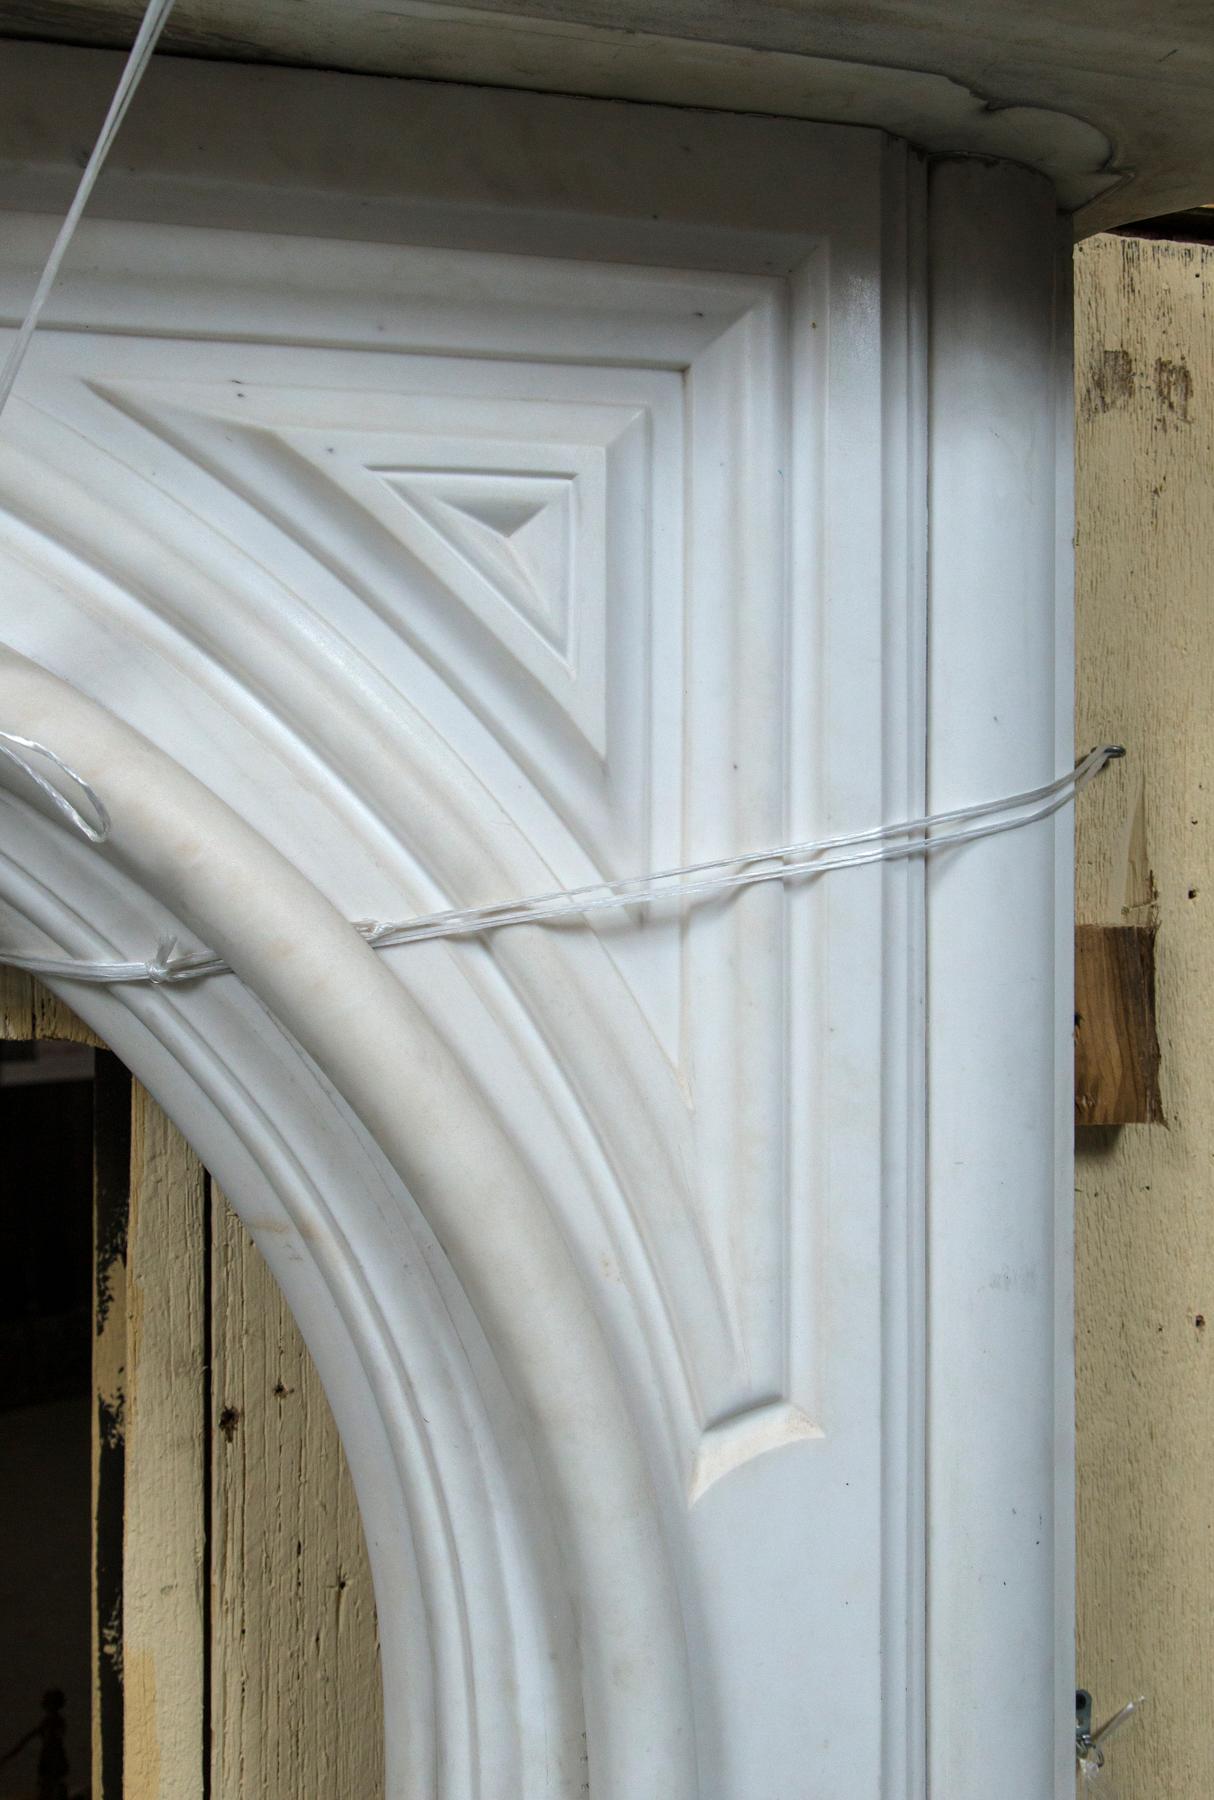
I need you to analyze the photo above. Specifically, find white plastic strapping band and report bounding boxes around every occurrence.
[0,743,1123,987]
[0,731,112,845]
[0,0,175,419]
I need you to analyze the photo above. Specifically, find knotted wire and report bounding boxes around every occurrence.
[0,742,1123,987]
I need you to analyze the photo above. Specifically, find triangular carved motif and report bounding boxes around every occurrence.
[87,376,640,834]
[381,471,574,661]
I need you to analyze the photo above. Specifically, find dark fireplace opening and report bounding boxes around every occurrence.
[0,1040,95,1800]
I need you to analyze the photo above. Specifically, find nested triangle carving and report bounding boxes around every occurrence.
[381,470,574,662]
[82,373,665,884]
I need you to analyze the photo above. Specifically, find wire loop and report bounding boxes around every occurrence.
[0,731,112,844]
[0,743,1124,988]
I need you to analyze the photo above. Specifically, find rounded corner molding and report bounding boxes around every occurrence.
[0,30,1126,250]
[0,646,697,1797]
[341,1,1127,211]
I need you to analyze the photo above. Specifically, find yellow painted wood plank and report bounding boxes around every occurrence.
[0,966,33,1037]
[123,1084,207,1800]
[32,983,104,1045]
[1075,231,1214,1794]
[92,1054,130,1800]
[0,969,102,1044]
[210,1194,383,1800]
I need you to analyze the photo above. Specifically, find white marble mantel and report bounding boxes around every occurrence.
[0,54,1074,1799]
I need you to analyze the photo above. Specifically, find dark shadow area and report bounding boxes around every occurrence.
[0,1041,95,1800]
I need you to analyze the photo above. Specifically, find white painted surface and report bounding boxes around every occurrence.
[925,162,1075,1799]
[0,74,1072,1797]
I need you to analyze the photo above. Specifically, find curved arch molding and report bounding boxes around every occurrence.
[0,113,1072,1798]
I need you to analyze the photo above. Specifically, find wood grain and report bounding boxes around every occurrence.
[91,1053,130,1800]
[122,1084,207,1800]
[33,984,103,1045]
[1074,923,1162,1125]
[1075,232,1214,1796]
[210,1194,383,1800]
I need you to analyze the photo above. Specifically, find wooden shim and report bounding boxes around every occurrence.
[1075,923,1163,1125]
[34,983,104,1045]
[1074,233,1214,1800]
[0,965,33,1036]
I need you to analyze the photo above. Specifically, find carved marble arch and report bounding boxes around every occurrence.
[0,170,916,1796]
[0,100,1072,1799]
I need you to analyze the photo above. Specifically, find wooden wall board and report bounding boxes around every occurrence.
[0,971,103,1044]
[1075,231,1214,1796]
[210,1195,384,1800]
[122,1084,207,1800]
